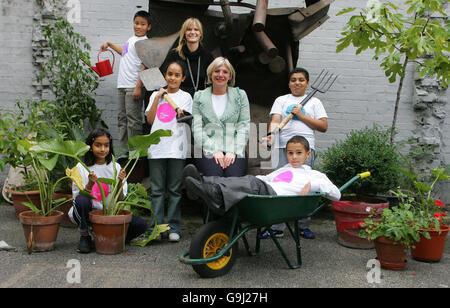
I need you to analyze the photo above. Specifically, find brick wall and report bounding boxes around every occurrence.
[0,0,448,194]
[0,0,36,109]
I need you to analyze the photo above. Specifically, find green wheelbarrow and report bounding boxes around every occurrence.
[179,172,371,278]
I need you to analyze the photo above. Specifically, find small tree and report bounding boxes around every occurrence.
[37,17,106,139]
[336,0,449,144]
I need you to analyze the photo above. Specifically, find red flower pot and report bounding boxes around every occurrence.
[331,196,389,249]
[411,225,449,262]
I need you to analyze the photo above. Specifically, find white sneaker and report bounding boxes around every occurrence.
[169,233,180,242]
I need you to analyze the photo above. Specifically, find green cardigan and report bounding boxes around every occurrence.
[192,86,250,157]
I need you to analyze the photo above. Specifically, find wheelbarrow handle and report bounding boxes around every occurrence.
[339,171,371,192]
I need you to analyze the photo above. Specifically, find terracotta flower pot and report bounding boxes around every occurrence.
[11,190,41,217]
[89,209,132,255]
[411,225,449,262]
[18,210,63,252]
[374,236,408,270]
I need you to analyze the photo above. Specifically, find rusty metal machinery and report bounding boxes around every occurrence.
[141,0,334,107]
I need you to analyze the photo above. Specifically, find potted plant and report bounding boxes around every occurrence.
[31,129,172,254]
[360,198,421,270]
[320,125,403,248]
[0,100,54,216]
[14,139,83,253]
[396,167,449,262]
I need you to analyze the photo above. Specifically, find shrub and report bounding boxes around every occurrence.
[320,126,403,195]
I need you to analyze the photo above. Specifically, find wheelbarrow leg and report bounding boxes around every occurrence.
[285,221,302,268]
[268,227,301,269]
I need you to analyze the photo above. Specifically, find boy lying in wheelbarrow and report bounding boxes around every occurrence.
[184,135,341,216]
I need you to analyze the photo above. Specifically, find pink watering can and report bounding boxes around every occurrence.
[81,50,115,77]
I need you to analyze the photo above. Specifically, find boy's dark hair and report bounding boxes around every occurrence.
[134,10,151,25]
[286,135,310,152]
[163,60,187,77]
[83,128,114,166]
[288,67,309,82]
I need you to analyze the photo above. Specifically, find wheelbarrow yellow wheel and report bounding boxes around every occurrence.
[190,221,238,278]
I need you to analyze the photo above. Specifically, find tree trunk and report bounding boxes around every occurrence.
[390,56,409,145]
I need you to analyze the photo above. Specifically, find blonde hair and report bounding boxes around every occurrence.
[206,57,236,87]
[175,18,204,60]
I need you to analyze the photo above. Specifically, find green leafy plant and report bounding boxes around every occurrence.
[15,139,83,217]
[320,126,403,195]
[31,130,172,243]
[359,200,421,247]
[124,183,152,216]
[37,17,105,139]
[0,100,49,176]
[394,167,448,236]
[336,0,449,144]
[32,130,172,215]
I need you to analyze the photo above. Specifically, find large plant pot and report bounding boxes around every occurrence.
[53,192,75,228]
[18,210,63,252]
[331,196,389,249]
[10,190,41,217]
[89,209,132,255]
[374,236,408,270]
[411,225,449,262]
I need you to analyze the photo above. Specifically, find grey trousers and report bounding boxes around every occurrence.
[117,88,144,148]
[203,175,276,211]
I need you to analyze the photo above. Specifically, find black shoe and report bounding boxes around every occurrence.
[185,177,225,215]
[77,235,92,253]
[183,164,203,200]
[183,164,202,182]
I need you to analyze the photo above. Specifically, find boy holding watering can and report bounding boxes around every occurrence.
[100,10,151,148]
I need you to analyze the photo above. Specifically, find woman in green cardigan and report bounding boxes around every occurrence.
[192,57,250,177]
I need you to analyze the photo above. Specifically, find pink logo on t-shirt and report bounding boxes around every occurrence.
[122,42,129,57]
[156,103,176,123]
[273,171,293,183]
[91,182,110,202]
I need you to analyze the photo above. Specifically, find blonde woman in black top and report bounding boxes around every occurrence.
[161,17,214,98]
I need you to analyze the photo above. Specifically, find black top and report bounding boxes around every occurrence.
[161,45,214,97]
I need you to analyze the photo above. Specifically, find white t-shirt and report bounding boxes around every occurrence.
[211,93,228,119]
[270,94,327,149]
[145,89,193,159]
[117,35,147,88]
[256,164,341,200]
[69,162,128,222]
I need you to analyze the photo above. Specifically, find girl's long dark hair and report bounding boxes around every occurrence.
[83,128,114,166]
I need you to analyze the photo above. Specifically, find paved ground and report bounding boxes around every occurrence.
[0,203,448,289]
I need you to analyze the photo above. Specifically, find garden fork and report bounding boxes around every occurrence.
[262,69,338,147]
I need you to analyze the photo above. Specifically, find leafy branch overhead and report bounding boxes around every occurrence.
[337,0,449,86]
[336,0,449,145]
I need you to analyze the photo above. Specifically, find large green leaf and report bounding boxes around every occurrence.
[37,153,59,171]
[31,139,90,159]
[127,129,172,155]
